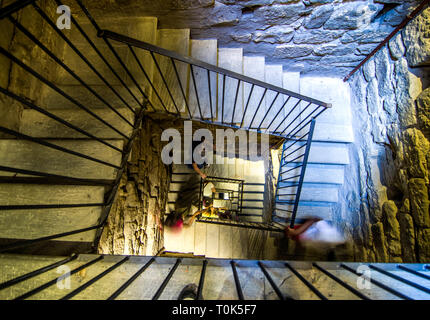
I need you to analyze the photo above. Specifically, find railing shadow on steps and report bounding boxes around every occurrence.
[0,0,330,254]
[0,253,429,300]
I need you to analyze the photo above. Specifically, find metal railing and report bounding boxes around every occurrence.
[1,253,429,300]
[99,29,330,140]
[0,0,148,253]
[273,118,316,228]
[0,0,330,253]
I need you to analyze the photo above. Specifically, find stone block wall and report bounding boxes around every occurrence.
[98,118,170,256]
[80,0,421,76]
[347,8,430,263]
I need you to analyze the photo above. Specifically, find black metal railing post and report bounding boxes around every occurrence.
[289,118,316,228]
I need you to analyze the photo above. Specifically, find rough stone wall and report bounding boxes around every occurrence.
[347,8,430,263]
[98,118,170,256]
[79,0,420,76]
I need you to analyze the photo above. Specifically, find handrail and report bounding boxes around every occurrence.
[344,0,430,82]
[99,29,332,109]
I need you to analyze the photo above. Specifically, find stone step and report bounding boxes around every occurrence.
[283,142,350,165]
[242,56,265,128]
[57,17,158,87]
[277,183,339,203]
[274,203,333,221]
[231,226,249,259]
[267,71,301,133]
[194,222,207,256]
[19,108,134,139]
[205,223,220,258]
[0,184,104,242]
[240,216,263,223]
[218,48,244,124]
[299,77,352,126]
[40,84,141,111]
[218,225,233,259]
[243,184,265,192]
[153,29,190,113]
[189,39,218,119]
[163,219,195,254]
[312,122,354,143]
[0,139,122,180]
[262,64,284,129]
[281,163,345,185]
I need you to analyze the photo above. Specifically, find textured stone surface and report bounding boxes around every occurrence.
[408,178,430,228]
[403,7,430,67]
[324,2,382,30]
[416,87,430,134]
[303,4,334,29]
[72,0,416,75]
[346,3,429,263]
[98,119,169,256]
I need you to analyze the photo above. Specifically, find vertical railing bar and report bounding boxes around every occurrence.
[153,258,182,300]
[280,102,312,136]
[290,119,315,228]
[249,88,268,129]
[197,260,208,300]
[257,92,280,130]
[340,264,413,300]
[240,84,255,128]
[312,263,371,300]
[265,96,291,134]
[149,52,180,114]
[0,126,121,169]
[231,79,241,125]
[101,36,155,110]
[222,74,226,124]
[258,261,288,300]
[8,15,134,128]
[190,64,204,119]
[230,261,244,300]
[207,70,214,121]
[283,154,305,166]
[0,47,130,141]
[64,5,137,113]
[108,257,156,300]
[283,143,307,159]
[0,0,36,19]
[0,224,102,253]
[0,254,78,291]
[15,255,104,300]
[36,1,142,114]
[128,45,169,113]
[397,265,430,281]
[0,87,123,153]
[272,99,302,134]
[282,105,319,138]
[282,132,309,153]
[369,264,430,295]
[275,140,287,200]
[171,58,193,118]
[284,263,328,300]
[286,108,326,140]
[61,256,130,300]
